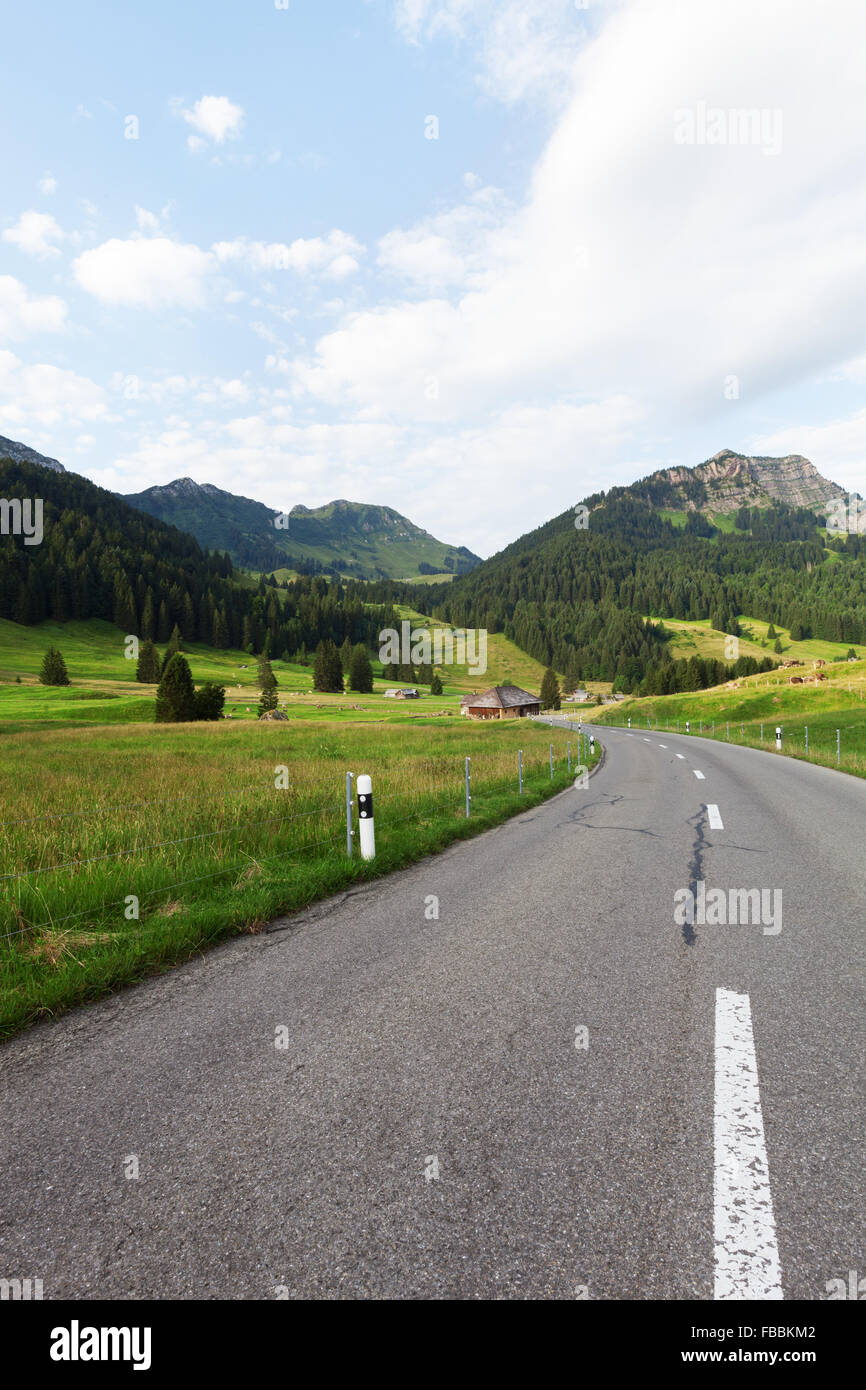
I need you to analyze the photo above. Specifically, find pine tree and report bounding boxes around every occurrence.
[767,622,777,639]
[157,600,171,643]
[340,636,353,672]
[258,657,278,691]
[773,637,783,653]
[540,666,561,710]
[258,687,279,717]
[136,638,160,683]
[313,639,344,692]
[430,670,443,695]
[155,654,195,722]
[39,646,70,686]
[348,644,373,693]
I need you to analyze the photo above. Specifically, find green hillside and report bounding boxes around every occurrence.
[123,479,481,581]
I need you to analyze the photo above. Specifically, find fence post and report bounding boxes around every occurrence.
[518,749,523,795]
[465,756,471,817]
[345,771,354,858]
[357,774,375,860]
[837,729,841,765]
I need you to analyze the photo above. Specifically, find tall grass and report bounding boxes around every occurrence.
[0,718,594,1038]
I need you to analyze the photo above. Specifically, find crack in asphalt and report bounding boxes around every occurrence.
[683,807,708,946]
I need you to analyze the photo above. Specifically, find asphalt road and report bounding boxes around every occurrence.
[1,726,863,1300]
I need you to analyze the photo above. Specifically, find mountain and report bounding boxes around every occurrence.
[122,479,481,580]
[0,455,398,658]
[628,448,846,516]
[424,449,866,696]
[0,435,65,473]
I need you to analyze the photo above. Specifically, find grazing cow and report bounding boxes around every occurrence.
[816,672,828,681]
[813,659,826,668]
[789,676,804,684]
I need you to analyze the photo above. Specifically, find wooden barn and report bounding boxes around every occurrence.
[460,684,541,720]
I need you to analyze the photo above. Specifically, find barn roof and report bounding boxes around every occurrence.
[463,684,540,709]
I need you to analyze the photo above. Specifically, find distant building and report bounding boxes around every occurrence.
[460,685,541,720]
[384,687,420,699]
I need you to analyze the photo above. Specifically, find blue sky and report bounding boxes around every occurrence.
[2,0,866,555]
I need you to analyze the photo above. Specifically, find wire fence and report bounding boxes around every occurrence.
[595,712,866,776]
[0,737,595,963]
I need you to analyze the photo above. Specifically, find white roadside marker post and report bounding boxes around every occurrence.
[465,756,471,817]
[805,725,809,756]
[686,720,690,734]
[775,725,782,752]
[567,741,571,773]
[837,729,841,765]
[357,774,375,860]
[589,733,595,757]
[518,749,523,795]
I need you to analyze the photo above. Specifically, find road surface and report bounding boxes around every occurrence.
[1,727,863,1299]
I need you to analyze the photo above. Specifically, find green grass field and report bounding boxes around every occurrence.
[651,615,862,666]
[0,614,560,733]
[0,716,596,1038]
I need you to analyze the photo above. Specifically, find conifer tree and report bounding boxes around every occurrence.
[155,654,195,722]
[136,639,160,683]
[39,646,70,686]
[348,644,374,693]
[540,666,561,710]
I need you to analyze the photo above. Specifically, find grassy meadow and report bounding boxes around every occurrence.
[0,614,598,1036]
[0,614,564,734]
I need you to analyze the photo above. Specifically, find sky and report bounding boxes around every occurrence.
[2,0,866,557]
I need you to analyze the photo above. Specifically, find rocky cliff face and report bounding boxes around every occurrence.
[653,449,846,514]
[0,435,64,472]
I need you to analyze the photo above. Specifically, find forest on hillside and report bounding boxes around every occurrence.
[370,493,866,692]
[0,459,398,660]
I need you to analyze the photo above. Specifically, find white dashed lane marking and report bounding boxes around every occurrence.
[694,770,705,780]
[675,754,685,760]
[714,989,783,1300]
[707,803,724,829]
[658,744,667,749]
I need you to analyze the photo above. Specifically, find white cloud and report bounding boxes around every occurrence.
[377,184,510,289]
[0,350,107,429]
[135,205,171,234]
[394,0,604,107]
[212,230,364,278]
[179,94,245,146]
[73,236,215,309]
[3,210,65,259]
[38,173,57,196]
[0,276,68,340]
